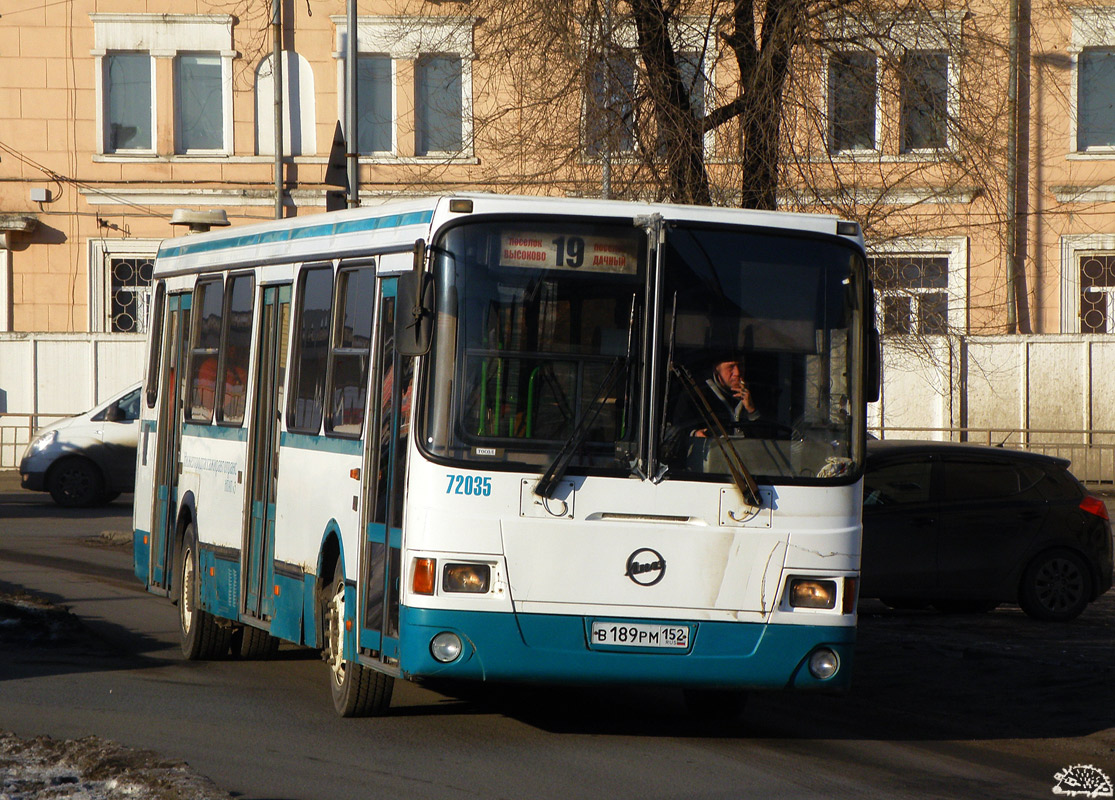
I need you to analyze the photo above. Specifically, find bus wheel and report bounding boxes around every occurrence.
[232,625,279,659]
[324,565,393,717]
[683,689,748,721]
[178,525,232,660]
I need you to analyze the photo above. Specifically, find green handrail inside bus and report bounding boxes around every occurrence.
[525,365,543,438]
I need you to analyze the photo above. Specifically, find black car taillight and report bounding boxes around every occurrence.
[1080,495,1110,521]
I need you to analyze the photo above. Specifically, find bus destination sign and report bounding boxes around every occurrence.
[500,231,638,274]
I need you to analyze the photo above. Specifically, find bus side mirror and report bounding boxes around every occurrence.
[396,270,435,357]
[867,327,881,403]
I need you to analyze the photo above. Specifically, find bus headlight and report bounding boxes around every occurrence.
[443,563,490,593]
[808,648,840,680]
[788,578,837,609]
[430,632,463,663]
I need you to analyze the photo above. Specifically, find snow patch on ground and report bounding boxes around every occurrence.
[0,730,230,800]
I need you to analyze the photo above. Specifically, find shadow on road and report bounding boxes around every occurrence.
[0,490,134,520]
[2,473,1112,748]
[418,596,1115,746]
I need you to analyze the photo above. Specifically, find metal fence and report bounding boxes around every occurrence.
[870,426,1115,485]
[0,412,72,470]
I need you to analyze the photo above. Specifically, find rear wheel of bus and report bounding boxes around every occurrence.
[324,563,393,716]
[178,524,231,659]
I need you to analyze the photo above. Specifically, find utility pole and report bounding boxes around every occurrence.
[272,0,284,219]
[345,0,359,207]
[1006,0,1020,332]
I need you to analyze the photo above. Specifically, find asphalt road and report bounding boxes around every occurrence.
[2,472,1114,800]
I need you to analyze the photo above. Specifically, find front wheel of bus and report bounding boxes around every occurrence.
[178,525,231,660]
[324,565,393,717]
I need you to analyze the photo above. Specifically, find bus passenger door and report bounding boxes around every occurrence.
[150,293,191,592]
[360,277,412,661]
[243,284,291,621]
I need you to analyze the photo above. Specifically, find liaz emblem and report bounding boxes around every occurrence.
[625,548,666,586]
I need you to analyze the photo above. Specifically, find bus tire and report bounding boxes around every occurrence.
[324,565,393,717]
[178,525,232,660]
[232,625,280,659]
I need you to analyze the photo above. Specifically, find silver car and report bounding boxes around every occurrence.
[19,383,141,507]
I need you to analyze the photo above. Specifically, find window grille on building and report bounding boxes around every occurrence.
[1080,253,1115,333]
[868,255,949,335]
[108,254,155,333]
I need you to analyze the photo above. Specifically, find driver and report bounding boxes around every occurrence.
[690,357,761,438]
[663,354,766,462]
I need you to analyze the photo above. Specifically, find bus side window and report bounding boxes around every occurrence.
[217,272,255,426]
[326,266,376,437]
[288,265,334,434]
[186,278,224,423]
[145,282,166,409]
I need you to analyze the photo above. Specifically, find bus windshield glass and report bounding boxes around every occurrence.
[422,219,646,472]
[659,224,863,482]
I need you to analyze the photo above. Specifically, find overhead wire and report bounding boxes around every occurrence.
[0,139,173,220]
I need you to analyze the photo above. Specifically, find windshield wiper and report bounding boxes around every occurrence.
[671,362,762,511]
[534,357,626,499]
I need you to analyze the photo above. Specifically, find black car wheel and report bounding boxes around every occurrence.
[1019,549,1093,622]
[47,458,104,507]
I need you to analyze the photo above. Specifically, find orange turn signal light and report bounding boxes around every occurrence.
[413,558,437,595]
[843,577,858,615]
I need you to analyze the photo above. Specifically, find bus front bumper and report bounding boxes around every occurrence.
[399,607,854,692]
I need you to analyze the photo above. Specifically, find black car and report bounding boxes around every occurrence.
[861,440,1113,621]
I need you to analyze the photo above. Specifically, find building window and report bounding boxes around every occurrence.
[900,51,948,151]
[93,15,234,157]
[1080,254,1115,333]
[105,53,153,152]
[334,16,475,161]
[868,239,966,336]
[1078,49,1115,150]
[416,55,464,155]
[357,55,393,153]
[870,255,949,335]
[829,52,877,152]
[585,52,637,157]
[90,239,158,333]
[108,254,155,333]
[176,53,224,152]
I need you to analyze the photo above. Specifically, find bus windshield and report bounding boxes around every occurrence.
[422,219,646,472]
[659,224,863,482]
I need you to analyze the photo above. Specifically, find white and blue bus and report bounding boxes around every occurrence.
[133,194,879,716]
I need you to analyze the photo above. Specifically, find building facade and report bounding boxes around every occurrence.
[1,1,1114,424]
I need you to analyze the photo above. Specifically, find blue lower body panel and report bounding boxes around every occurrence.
[399,607,854,691]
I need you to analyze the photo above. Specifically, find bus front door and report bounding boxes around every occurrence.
[243,284,291,622]
[360,277,411,662]
[150,293,190,592]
